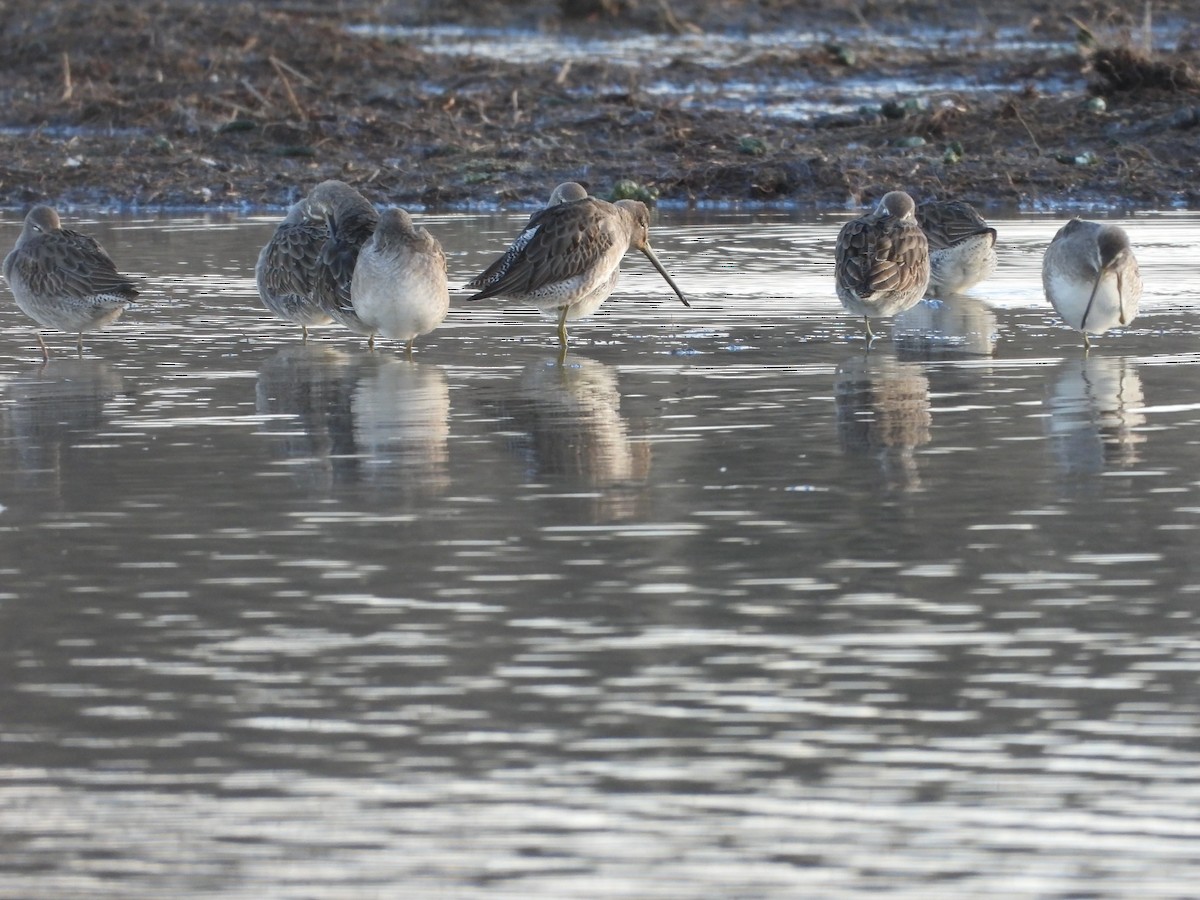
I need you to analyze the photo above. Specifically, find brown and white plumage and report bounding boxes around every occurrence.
[255,200,332,339]
[350,208,450,354]
[1042,218,1142,349]
[834,191,930,339]
[465,196,689,353]
[2,205,138,360]
[916,199,997,296]
[467,183,594,320]
[304,180,380,337]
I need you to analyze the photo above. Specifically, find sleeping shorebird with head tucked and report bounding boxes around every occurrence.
[349,208,450,355]
[303,180,380,339]
[255,200,332,340]
[835,191,930,340]
[465,194,690,356]
[3,205,139,360]
[1042,218,1142,349]
[916,199,997,296]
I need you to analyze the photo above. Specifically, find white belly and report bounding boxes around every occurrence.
[352,250,449,341]
[1045,270,1136,334]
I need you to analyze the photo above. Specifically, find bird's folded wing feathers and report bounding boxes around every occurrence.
[837,220,926,298]
[467,202,620,301]
[20,231,138,301]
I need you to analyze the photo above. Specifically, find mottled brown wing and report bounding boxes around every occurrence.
[467,200,619,301]
[16,229,138,301]
[837,217,927,298]
[871,220,928,294]
[259,220,326,299]
[917,201,994,250]
[314,211,377,316]
[464,224,537,295]
[835,218,878,298]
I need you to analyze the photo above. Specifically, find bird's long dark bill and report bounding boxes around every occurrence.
[1081,269,1103,333]
[641,245,691,308]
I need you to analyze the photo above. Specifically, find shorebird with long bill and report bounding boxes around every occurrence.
[465,194,690,356]
[1042,218,1141,349]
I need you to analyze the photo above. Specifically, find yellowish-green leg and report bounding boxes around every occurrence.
[368,333,376,350]
[557,306,569,357]
[864,317,876,341]
[404,338,415,358]
[36,332,50,362]
[301,325,309,343]
[1083,332,1092,352]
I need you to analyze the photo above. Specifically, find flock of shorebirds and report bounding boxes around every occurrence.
[2,179,1142,361]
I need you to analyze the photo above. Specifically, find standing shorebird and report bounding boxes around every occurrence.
[916,199,997,296]
[303,180,380,338]
[255,200,332,340]
[3,205,139,361]
[465,196,689,355]
[834,191,930,340]
[350,208,450,354]
[1042,219,1142,349]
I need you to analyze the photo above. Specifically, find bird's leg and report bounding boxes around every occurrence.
[557,306,569,353]
[76,333,83,357]
[368,333,376,351]
[1083,332,1092,352]
[36,332,50,363]
[301,325,309,343]
[863,317,876,342]
[1117,270,1127,325]
[404,338,415,358]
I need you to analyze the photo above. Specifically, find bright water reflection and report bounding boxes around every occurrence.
[2,209,1200,897]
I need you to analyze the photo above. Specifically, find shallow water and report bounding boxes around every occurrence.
[2,208,1200,897]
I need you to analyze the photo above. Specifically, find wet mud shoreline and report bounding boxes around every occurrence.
[1,0,1197,212]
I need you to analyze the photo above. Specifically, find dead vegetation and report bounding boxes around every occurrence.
[1090,46,1198,94]
[0,1,1199,210]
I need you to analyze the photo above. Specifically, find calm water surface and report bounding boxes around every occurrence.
[1,208,1199,898]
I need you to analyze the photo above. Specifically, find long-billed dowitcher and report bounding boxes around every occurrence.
[834,191,930,340]
[916,199,997,296]
[349,207,450,354]
[3,205,139,360]
[1042,218,1142,349]
[465,196,689,355]
[255,200,332,340]
[303,180,380,336]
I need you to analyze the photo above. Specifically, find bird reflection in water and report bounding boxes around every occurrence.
[255,346,450,494]
[1045,355,1145,475]
[0,358,126,498]
[835,351,932,492]
[492,356,651,520]
[351,355,450,492]
[256,345,363,489]
[893,293,997,360]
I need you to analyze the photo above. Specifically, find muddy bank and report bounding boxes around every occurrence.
[0,1,1198,211]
